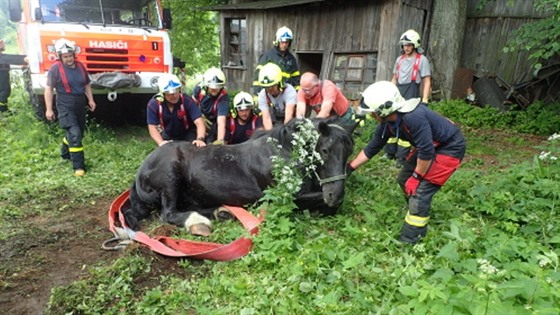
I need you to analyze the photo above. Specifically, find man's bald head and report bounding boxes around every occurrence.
[300,72,319,87]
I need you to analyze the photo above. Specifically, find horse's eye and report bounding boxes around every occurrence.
[321,148,329,155]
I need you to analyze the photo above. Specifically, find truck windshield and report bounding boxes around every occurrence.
[38,0,161,28]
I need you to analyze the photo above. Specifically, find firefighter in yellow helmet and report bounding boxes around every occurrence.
[347,81,465,244]
[385,29,432,167]
[253,26,301,94]
[257,63,297,130]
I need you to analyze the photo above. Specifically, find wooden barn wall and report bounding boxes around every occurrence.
[219,0,431,94]
[461,0,547,84]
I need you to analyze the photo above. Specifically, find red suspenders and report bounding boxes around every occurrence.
[396,53,422,82]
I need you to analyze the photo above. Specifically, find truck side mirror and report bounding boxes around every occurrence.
[34,8,44,21]
[162,8,172,30]
[9,0,22,22]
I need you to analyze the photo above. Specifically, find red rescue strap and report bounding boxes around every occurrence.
[105,189,264,261]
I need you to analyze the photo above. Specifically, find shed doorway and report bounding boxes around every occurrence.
[297,52,323,77]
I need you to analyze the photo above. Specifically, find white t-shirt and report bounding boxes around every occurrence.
[257,83,297,122]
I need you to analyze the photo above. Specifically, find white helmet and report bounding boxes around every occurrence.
[157,74,182,94]
[233,91,254,111]
[54,38,75,55]
[360,81,419,117]
[399,29,421,48]
[275,26,293,44]
[203,67,226,89]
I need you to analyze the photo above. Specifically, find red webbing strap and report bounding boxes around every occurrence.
[396,53,422,82]
[57,62,72,93]
[107,189,264,261]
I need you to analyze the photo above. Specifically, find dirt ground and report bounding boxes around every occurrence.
[0,129,549,314]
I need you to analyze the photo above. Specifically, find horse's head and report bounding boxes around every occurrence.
[313,119,355,208]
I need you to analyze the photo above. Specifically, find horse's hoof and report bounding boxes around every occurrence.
[190,223,212,236]
[214,206,234,221]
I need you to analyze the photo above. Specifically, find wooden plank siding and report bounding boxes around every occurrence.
[210,0,550,100]
[461,0,548,84]
[216,0,431,99]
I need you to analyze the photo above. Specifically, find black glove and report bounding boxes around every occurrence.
[346,163,356,176]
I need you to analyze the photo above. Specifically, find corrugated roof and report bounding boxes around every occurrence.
[199,0,324,11]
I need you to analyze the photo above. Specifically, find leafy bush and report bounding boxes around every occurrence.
[433,100,560,135]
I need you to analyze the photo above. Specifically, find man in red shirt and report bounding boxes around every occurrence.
[295,72,353,122]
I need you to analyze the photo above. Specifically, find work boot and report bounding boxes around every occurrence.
[74,169,86,177]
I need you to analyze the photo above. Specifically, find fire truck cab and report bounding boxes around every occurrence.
[8,0,174,124]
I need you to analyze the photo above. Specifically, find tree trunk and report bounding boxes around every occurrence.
[428,0,467,100]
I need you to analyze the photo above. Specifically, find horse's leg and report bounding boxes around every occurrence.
[160,192,213,236]
[202,206,235,221]
[123,182,151,231]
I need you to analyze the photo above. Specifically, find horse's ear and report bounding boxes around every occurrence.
[318,121,331,136]
[343,120,360,135]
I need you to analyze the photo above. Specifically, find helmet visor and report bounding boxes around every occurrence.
[161,80,181,94]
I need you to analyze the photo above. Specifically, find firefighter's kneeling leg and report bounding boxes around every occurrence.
[400,182,440,244]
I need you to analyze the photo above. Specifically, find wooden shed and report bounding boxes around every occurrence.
[204,0,433,100]
[204,0,549,101]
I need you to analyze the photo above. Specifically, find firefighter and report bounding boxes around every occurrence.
[192,67,230,145]
[147,73,206,147]
[296,72,354,123]
[45,39,96,177]
[0,37,10,114]
[385,29,432,166]
[257,62,297,130]
[253,26,301,94]
[225,91,263,144]
[346,81,465,244]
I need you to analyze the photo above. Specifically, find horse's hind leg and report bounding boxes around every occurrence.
[123,183,151,231]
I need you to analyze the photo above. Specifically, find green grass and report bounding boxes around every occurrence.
[2,86,560,314]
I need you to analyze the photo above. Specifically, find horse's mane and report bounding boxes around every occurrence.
[249,118,355,151]
[248,119,301,149]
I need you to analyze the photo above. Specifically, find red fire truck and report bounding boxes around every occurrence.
[8,0,174,124]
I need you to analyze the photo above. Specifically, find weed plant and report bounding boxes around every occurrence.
[2,86,559,314]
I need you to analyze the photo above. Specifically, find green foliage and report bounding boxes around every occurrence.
[498,0,560,69]
[166,0,223,76]
[0,1,19,53]
[4,83,560,314]
[0,82,154,240]
[433,99,560,135]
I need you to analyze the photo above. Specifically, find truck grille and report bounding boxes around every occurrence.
[84,48,130,72]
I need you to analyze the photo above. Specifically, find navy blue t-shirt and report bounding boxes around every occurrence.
[192,85,230,122]
[147,94,202,140]
[46,61,90,95]
[364,104,461,160]
[225,114,263,144]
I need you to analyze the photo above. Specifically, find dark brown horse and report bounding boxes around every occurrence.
[123,118,355,235]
